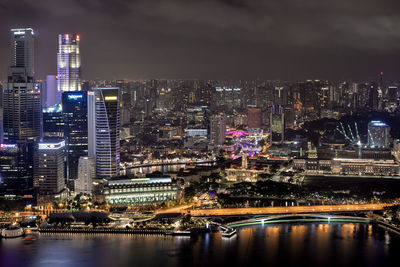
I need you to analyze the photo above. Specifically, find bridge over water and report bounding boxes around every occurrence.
[189,203,390,217]
[226,214,371,228]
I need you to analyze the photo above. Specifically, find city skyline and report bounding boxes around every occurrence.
[0,0,399,81]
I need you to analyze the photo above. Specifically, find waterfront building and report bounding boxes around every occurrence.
[75,156,95,194]
[34,140,66,195]
[92,87,120,178]
[103,176,179,205]
[62,91,88,181]
[57,33,81,101]
[0,143,35,197]
[367,121,390,148]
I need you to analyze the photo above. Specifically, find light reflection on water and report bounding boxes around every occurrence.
[0,223,399,267]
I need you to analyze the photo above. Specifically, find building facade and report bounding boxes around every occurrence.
[62,91,88,181]
[93,87,120,178]
[35,140,66,195]
[57,33,81,100]
[103,177,179,205]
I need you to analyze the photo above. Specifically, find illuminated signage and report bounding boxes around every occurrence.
[67,94,84,100]
[105,96,118,101]
[38,141,65,150]
[0,144,17,148]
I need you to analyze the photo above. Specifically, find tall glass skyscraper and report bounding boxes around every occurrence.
[57,34,81,101]
[91,87,120,178]
[62,91,88,182]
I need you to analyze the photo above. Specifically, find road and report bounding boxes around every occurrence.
[189,203,391,217]
[155,204,193,214]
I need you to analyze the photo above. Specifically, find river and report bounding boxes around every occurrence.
[0,222,398,267]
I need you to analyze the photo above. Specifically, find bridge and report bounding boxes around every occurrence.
[226,214,371,228]
[189,203,391,217]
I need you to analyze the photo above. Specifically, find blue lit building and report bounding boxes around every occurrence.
[62,91,88,182]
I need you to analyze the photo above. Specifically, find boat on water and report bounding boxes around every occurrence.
[1,224,25,238]
[23,234,36,242]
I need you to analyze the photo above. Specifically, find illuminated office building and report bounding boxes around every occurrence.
[35,140,66,195]
[3,28,41,143]
[368,121,390,148]
[92,87,120,178]
[210,113,226,145]
[62,91,88,181]
[43,104,64,138]
[0,143,35,196]
[57,33,81,100]
[186,104,209,138]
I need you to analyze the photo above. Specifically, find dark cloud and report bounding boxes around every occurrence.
[0,0,399,81]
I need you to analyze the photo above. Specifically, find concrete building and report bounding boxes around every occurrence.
[35,140,66,195]
[210,113,226,145]
[103,176,179,205]
[75,156,95,194]
[3,28,41,143]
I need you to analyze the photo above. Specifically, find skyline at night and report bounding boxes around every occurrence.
[0,0,400,81]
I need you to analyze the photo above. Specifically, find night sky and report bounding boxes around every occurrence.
[0,0,399,81]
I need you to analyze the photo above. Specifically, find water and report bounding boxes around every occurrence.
[0,223,399,267]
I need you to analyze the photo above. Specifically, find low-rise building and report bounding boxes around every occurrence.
[103,176,180,205]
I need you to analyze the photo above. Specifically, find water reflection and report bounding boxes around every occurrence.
[0,223,399,267]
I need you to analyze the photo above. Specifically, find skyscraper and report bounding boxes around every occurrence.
[57,33,81,101]
[210,113,226,145]
[367,121,390,148]
[62,91,88,182]
[1,28,39,197]
[35,140,66,195]
[0,143,35,197]
[75,156,95,194]
[3,28,41,143]
[92,87,120,178]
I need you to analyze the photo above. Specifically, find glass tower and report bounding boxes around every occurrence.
[62,91,88,181]
[92,87,120,178]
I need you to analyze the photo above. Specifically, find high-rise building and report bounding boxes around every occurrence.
[62,91,88,182]
[42,75,57,108]
[270,105,285,144]
[35,140,65,195]
[210,113,226,145]
[1,28,39,197]
[367,121,390,148]
[3,28,41,143]
[0,143,35,196]
[75,156,95,194]
[186,104,210,138]
[43,104,64,138]
[92,87,120,178]
[57,33,81,101]
[247,107,262,129]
